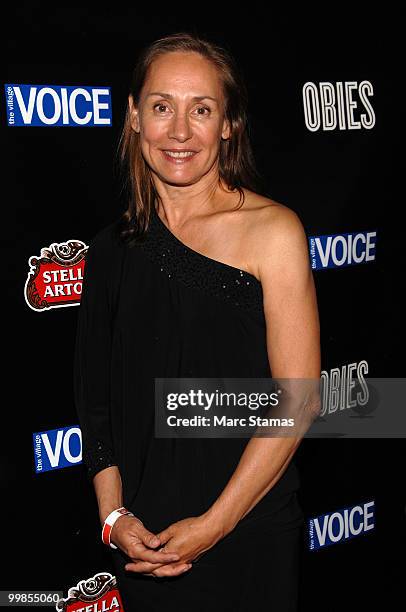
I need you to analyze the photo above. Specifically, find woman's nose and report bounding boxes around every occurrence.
[168,112,193,141]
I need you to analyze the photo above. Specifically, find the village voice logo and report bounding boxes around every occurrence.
[308,230,377,270]
[308,500,375,550]
[5,84,112,126]
[56,573,125,612]
[24,239,88,311]
[33,425,82,473]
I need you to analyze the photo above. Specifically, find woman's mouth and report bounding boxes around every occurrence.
[161,150,198,164]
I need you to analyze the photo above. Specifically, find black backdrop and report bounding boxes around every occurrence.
[3,5,404,610]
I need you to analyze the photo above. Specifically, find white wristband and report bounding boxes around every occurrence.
[102,506,134,549]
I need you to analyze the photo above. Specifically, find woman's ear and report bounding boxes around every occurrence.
[221,117,231,140]
[128,95,140,133]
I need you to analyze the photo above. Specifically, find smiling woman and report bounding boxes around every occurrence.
[115,32,265,242]
[74,30,320,612]
[125,51,233,206]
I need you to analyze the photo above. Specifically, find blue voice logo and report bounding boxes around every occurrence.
[33,425,82,473]
[308,230,377,270]
[5,84,112,126]
[308,500,375,550]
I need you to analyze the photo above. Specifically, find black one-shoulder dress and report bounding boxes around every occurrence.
[74,204,305,611]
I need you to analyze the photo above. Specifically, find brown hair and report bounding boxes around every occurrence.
[115,31,266,245]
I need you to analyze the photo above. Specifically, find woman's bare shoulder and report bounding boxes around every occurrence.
[241,189,307,276]
[242,189,304,240]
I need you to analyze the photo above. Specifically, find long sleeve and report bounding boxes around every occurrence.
[73,220,124,482]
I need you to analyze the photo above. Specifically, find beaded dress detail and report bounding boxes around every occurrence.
[138,205,264,314]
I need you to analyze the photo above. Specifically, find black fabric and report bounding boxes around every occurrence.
[74,205,304,608]
[111,491,304,611]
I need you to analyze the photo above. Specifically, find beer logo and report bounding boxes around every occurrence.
[56,572,124,612]
[24,239,88,311]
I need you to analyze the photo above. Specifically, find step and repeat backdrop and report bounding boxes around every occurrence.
[3,6,404,611]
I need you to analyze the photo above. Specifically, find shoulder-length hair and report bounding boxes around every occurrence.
[116,31,266,245]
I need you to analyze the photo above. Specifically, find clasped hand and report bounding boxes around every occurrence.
[111,513,224,578]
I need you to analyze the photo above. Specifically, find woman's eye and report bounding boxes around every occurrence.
[195,106,211,115]
[153,103,169,113]
[153,104,210,115]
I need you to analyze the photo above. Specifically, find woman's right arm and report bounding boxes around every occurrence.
[73,225,122,486]
[73,225,190,576]
[93,465,124,525]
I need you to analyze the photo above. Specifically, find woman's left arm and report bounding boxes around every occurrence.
[204,205,321,536]
[151,206,321,567]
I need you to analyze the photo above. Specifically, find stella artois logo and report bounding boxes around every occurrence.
[24,239,88,311]
[56,572,124,612]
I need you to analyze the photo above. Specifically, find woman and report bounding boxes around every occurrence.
[74,31,321,611]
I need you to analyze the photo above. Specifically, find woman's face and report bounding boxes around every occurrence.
[129,51,230,187]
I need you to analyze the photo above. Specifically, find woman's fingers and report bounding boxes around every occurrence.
[125,560,192,577]
[151,563,192,577]
[127,542,180,564]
